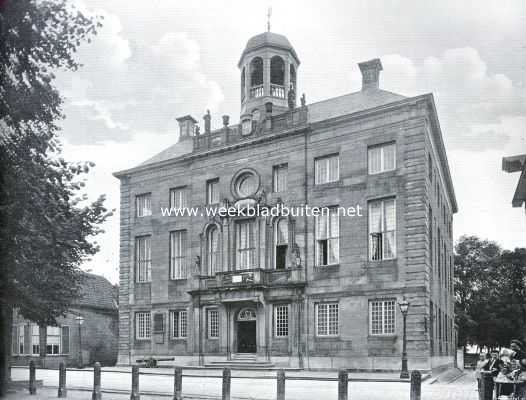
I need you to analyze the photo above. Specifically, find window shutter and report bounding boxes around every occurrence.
[12,326,18,355]
[61,326,70,354]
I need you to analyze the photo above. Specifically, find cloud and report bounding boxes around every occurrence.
[364,47,526,151]
[56,11,224,145]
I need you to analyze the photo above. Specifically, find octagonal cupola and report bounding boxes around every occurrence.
[238,32,300,119]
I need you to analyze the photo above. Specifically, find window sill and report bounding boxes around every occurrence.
[313,181,340,189]
[135,338,151,342]
[207,337,219,340]
[135,281,152,285]
[368,169,397,176]
[170,338,187,342]
[170,278,188,282]
[368,259,397,265]
[315,335,340,339]
[314,264,340,269]
[368,334,397,339]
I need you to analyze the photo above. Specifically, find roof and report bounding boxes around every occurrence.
[138,137,193,167]
[308,89,407,123]
[238,32,300,66]
[503,154,526,173]
[75,272,118,311]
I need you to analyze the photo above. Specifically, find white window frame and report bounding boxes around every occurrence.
[368,142,396,174]
[368,198,396,261]
[369,299,396,336]
[273,164,288,192]
[207,309,219,339]
[171,310,188,339]
[169,186,187,210]
[31,324,40,355]
[136,193,152,217]
[315,207,340,266]
[315,154,339,185]
[207,226,220,276]
[315,303,339,337]
[170,230,187,280]
[135,312,151,340]
[46,326,61,355]
[135,235,152,282]
[206,179,219,205]
[236,219,255,270]
[274,305,289,337]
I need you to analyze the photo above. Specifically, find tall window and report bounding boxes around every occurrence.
[250,57,263,87]
[316,303,339,336]
[275,218,288,270]
[135,236,152,282]
[169,187,187,210]
[208,309,219,339]
[236,220,255,270]
[135,312,151,340]
[273,164,287,192]
[368,142,396,174]
[274,305,289,337]
[370,299,396,335]
[315,155,339,185]
[170,230,187,280]
[207,226,220,275]
[171,310,187,339]
[46,326,61,355]
[270,56,285,86]
[136,193,152,217]
[315,208,339,266]
[14,324,24,354]
[368,198,396,261]
[31,324,39,355]
[241,67,246,99]
[206,178,219,205]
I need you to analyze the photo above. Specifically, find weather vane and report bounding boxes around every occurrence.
[267,7,272,32]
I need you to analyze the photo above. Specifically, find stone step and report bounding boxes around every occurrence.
[205,360,275,369]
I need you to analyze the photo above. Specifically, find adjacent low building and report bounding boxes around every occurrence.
[114,30,457,372]
[11,273,118,368]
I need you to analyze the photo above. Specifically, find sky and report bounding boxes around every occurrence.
[56,0,526,284]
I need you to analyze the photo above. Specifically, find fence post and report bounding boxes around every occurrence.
[222,368,231,400]
[172,366,183,400]
[58,362,67,398]
[338,369,348,400]
[29,360,36,395]
[480,372,494,400]
[130,365,140,400]
[410,370,421,400]
[277,369,285,400]
[92,362,102,400]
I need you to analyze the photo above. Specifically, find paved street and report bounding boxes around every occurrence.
[9,367,480,400]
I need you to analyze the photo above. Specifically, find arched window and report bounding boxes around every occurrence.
[207,226,220,275]
[241,67,246,100]
[290,64,297,91]
[275,218,288,270]
[250,57,263,87]
[270,56,285,86]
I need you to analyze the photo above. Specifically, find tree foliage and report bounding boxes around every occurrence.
[454,236,526,349]
[0,0,107,395]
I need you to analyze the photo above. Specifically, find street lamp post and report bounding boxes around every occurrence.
[75,316,84,369]
[398,297,410,379]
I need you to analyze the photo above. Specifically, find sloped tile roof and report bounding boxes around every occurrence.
[138,137,193,167]
[75,272,118,311]
[307,89,407,124]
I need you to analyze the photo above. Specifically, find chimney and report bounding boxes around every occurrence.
[358,58,383,91]
[176,115,197,140]
[203,110,211,134]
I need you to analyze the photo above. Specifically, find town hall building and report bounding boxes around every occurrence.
[114,30,457,372]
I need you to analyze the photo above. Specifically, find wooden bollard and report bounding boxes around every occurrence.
[410,370,421,400]
[172,366,183,400]
[58,362,67,397]
[222,368,231,400]
[130,365,140,400]
[480,372,494,400]
[338,369,348,400]
[277,369,285,400]
[29,360,36,395]
[92,362,102,400]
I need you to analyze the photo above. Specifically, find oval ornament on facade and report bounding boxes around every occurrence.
[231,168,260,199]
[237,308,257,321]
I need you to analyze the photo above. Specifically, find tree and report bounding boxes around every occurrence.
[0,1,106,396]
[454,236,526,350]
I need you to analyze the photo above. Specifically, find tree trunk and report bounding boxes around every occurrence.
[0,304,13,397]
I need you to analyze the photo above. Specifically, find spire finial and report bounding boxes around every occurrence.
[267,7,272,32]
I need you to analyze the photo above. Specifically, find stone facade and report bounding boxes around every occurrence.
[114,31,457,372]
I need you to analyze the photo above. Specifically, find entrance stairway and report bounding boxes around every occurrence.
[204,353,276,370]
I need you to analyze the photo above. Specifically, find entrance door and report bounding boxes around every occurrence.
[237,321,257,353]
